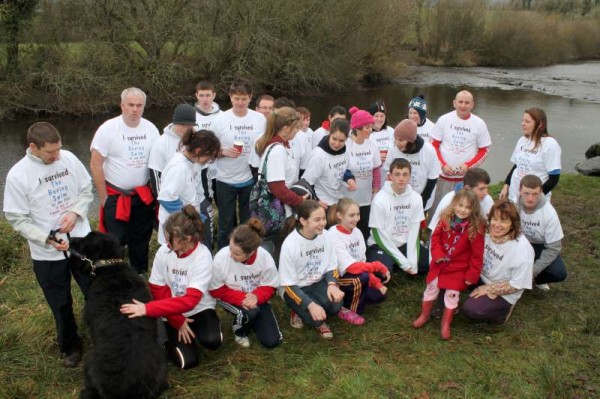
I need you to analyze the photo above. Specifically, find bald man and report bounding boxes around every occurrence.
[430,90,491,214]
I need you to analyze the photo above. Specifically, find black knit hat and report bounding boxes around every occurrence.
[368,100,386,116]
[172,104,197,126]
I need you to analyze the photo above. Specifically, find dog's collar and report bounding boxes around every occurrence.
[91,258,125,276]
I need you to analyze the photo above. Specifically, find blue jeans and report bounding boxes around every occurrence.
[283,279,343,328]
[216,180,254,249]
[532,243,567,284]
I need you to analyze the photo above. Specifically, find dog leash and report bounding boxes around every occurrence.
[47,230,89,260]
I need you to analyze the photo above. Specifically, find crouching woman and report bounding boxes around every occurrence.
[120,205,222,369]
[462,200,534,324]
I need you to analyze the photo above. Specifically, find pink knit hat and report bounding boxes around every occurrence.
[349,106,374,130]
[394,119,418,142]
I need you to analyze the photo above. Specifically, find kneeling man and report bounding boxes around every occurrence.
[518,175,567,290]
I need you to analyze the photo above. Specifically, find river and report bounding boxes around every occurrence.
[1,61,599,212]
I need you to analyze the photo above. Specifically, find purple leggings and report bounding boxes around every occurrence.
[462,295,513,324]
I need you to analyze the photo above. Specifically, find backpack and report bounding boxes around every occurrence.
[249,143,286,238]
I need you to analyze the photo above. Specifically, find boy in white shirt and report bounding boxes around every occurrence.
[212,79,267,249]
[194,80,222,203]
[517,175,567,290]
[366,158,428,275]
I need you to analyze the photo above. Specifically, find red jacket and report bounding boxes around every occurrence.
[426,218,484,291]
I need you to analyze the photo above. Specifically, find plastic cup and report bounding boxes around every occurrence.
[233,141,244,153]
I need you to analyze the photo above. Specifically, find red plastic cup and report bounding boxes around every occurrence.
[233,141,244,153]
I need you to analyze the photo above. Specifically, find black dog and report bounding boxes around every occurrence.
[69,231,167,399]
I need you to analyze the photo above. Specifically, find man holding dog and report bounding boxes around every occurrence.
[3,122,93,367]
[90,87,160,275]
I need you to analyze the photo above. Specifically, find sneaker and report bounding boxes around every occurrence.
[290,311,303,329]
[234,335,250,348]
[63,349,82,368]
[337,307,366,326]
[536,283,550,291]
[315,323,333,339]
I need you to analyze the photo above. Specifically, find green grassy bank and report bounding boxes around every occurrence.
[0,175,599,398]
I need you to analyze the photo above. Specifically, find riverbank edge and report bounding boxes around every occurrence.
[2,55,600,122]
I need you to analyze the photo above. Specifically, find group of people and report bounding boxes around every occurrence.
[3,78,568,370]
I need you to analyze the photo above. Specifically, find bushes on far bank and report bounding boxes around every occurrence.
[416,1,600,67]
[479,10,600,66]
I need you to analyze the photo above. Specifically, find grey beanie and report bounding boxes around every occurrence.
[172,104,197,126]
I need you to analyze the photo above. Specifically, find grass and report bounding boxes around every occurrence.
[1,174,599,398]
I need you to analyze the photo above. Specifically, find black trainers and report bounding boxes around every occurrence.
[63,349,82,368]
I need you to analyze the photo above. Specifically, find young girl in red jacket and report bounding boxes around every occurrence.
[412,189,486,340]
[120,205,222,369]
[328,198,390,324]
[209,218,282,349]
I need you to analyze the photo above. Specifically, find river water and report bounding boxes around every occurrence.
[1,61,599,212]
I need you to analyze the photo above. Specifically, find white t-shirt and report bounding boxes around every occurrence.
[311,127,328,149]
[417,118,435,143]
[370,126,395,187]
[90,115,159,189]
[383,141,441,210]
[4,150,92,260]
[195,104,222,131]
[481,234,533,305]
[156,153,205,244]
[370,127,395,153]
[302,147,347,206]
[148,124,182,173]
[341,137,382,206]
[261,144,299,188]
[328,225,366,276]
[290,130,313,171]
[509,136,562,202]
[279,229,338,288]
[430,111,492,178]
[429,190,494,231]
[212,109,266,184]
[149,242,216,315]
[367,183,424,272]
[209,247,279,293]
[519,201,564,245]
[367,183,424,248]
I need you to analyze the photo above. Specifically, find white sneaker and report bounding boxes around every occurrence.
[290,311,303,329]
[234,335,250,348]
[536,283,550,291]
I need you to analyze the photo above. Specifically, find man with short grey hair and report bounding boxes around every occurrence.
[90,87,159,274]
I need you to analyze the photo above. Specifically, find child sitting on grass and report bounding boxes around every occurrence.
[328,198,390,324]
[278,200,345,339]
